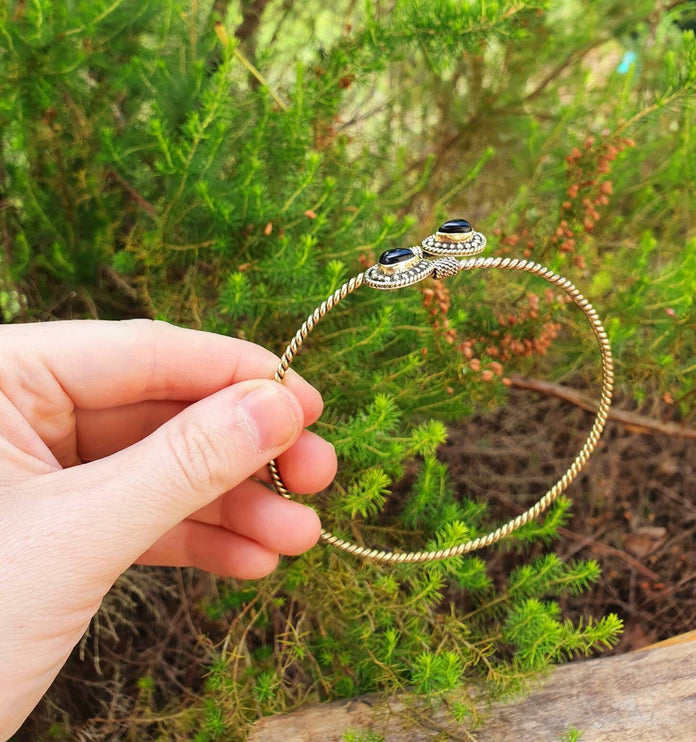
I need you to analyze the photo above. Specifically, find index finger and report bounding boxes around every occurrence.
[6,319,323,423]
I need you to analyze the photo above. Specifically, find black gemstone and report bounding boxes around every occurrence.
[438,219,473,234]
[378,247,415,266]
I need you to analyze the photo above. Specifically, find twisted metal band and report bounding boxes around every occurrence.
[269,254,613,564]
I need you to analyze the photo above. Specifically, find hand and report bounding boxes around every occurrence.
[0,319,337,739]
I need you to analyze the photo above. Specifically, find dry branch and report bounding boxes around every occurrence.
[508,375,696,439]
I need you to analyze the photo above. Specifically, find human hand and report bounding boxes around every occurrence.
[0,320,336,739]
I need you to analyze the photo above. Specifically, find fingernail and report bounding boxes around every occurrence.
[239,382,302,452]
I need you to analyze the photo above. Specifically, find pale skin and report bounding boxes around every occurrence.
[0,319,337,739]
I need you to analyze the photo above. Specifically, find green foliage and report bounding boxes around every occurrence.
[342,730,385,742]
[504,599,623,671]
[342,467,391,519]
[184,534,619,736]
[411,650,465,695]
[508,554,602,600]
[2,0,694,738]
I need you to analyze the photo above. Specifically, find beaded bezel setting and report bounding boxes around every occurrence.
[365,220,487,289]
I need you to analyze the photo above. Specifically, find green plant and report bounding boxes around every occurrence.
[342,730,385,742]
[2,0,694,739]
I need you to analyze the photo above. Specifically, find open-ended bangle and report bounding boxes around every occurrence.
[269,219,613,563]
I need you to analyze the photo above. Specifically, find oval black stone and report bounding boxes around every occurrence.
[438,218,473,234]
[378,247,415,266]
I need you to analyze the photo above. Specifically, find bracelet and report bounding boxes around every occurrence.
[269,219,613,563]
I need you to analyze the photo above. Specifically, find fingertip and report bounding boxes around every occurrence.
[284,504,322,555]
[303,383,324,426]
[229,549,280,580]
[275,431,337,494]
[282,369,324,425]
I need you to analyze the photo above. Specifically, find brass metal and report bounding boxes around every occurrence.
[377,245,422,275]
[269,240,613,564]
[435,230,474,243]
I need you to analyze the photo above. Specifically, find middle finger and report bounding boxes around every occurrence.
[190,478,322,555]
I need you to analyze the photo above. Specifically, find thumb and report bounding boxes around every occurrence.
[55,379,304,568]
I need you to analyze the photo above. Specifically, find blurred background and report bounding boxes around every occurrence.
[1,1,694,739]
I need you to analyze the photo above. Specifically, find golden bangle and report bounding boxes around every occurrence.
[269,219,613,564]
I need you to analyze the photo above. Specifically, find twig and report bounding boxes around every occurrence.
[234,0,271,44]
[102,265,140,300]
[107,168,157,217]
[508,375,696,440]
[232,46,288,111]
[557,527,661,582]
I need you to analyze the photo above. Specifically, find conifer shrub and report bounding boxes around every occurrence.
[1,0,694,738]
